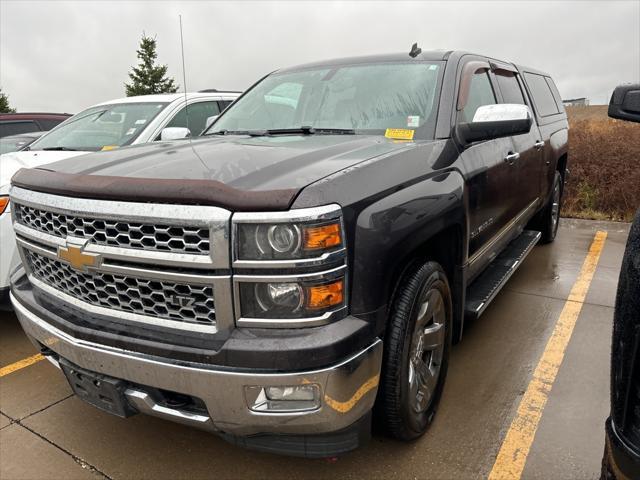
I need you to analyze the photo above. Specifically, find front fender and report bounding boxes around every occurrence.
[350,170,465,318]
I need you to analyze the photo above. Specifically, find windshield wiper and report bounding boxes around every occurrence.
[312,128,356,135]
[41,146,78,151]
[209,126,356,137]
[264,126,355,135]
[208,129,268,136]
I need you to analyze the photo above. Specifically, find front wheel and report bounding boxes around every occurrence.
[379,261,452,440]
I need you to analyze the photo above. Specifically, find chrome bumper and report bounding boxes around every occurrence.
[11,292,382,436]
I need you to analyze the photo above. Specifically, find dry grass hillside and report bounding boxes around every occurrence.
[563,105,640,222]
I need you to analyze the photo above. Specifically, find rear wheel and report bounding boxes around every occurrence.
[539,171,563,243]
[379,261,452,440]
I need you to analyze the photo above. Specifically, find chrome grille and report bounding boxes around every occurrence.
[24,250,215,327]
[14,203,211,254]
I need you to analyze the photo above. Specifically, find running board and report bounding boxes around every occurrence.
[465,230,541,320]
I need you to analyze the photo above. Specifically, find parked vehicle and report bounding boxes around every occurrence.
[0,91,239,304]
[602,83,640,480]
[0,131,45,154]
[8,50,568,457]
[0,112,71,138]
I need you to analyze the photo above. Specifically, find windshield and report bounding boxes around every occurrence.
[29,102,168,152]
[207,62,443,139]
[1,135,38,154]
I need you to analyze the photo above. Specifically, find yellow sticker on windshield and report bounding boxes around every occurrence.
[385,128,414,140]
[101,145,118,151]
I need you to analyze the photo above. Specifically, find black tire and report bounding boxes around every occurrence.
[379,261,452,441]
[539,171,563,244]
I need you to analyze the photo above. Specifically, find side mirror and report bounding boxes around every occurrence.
[160,127,191,141]
[608,84,640,123]
[457,104,533,145]
[205,115,219,130]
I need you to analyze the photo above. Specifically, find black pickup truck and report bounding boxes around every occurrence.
[9,50,568,457]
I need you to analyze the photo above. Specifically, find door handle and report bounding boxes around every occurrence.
[504,152,520,165]
[534,140,545,150]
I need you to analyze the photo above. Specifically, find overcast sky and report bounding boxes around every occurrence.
[1,0,639,113]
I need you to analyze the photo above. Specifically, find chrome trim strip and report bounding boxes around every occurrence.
[124,389,212,427]
[232,204,342,224]
[468,199,538,266]
[233,265,347,283]
[10,187,232,269]
[28,276,218,334]
[236,308,347,328]
[16,235,221,285]
[14,223,220,270]
[233,248,346,270]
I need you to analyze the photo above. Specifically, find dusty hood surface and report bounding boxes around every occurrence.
[12,135,417,210]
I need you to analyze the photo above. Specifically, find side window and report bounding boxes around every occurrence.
[495,72,526,105]
[545,77,566,114]
[462,71,497,122]
[164,101,221,136]
[0,121,39,137]
[524,73,560,117]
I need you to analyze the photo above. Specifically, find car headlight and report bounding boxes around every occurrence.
[233,205,347,326]
[238,275,345,320]
[236,220,343,260]
[0,196,9,215]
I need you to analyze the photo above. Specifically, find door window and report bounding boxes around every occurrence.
[165,101,221,136]
[462,71,497,122]
[495,72,526,105]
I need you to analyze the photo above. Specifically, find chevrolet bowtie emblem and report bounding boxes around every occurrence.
[57,240,101,272]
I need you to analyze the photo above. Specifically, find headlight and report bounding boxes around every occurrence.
[238,276,345,320]
[0,196,8,216]
[236,220,343,261]
[233,205,347,327]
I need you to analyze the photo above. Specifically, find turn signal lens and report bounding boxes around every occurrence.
[0,197,9,215]
[305,280,344,310]
[303,223,342,251]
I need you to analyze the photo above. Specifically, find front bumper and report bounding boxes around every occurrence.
[604,418,640,480]
[11,291,382,452]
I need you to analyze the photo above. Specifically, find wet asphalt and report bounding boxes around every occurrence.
[0,218,631,480]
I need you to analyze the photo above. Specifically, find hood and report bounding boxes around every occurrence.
[41,135,415,191]
[12,135,418,210]
[0,150,88,188]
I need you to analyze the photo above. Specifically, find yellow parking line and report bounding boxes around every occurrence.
[488,230,608,480]
[0,353,45,378]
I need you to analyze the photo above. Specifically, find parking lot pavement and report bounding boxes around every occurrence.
[0,218,630,480]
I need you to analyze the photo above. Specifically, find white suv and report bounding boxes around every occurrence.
[0,90,240,304]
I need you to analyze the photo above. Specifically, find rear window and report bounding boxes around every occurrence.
[0,120,39,138]
[524,72,560,117]
[37,118,67,131]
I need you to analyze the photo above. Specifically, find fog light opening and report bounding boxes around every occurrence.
[246,384,321,413]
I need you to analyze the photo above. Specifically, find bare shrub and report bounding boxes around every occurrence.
[563,107,640,222]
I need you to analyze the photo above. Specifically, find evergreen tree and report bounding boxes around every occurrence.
[124,34,179,96]
[0,88,16,113]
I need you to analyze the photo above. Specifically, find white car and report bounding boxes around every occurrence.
[0,90,240,304]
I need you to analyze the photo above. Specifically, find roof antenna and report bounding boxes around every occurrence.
[179,15,190,141]
[409,43,422,58]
